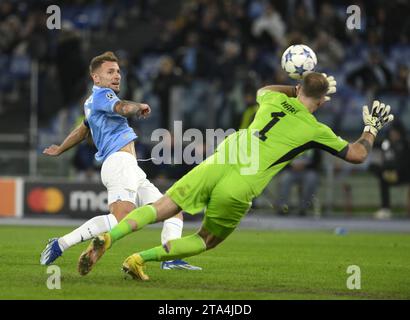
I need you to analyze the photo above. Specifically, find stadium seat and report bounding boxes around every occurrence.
[10,54,31,79]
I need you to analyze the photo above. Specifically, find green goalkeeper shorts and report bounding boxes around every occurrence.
[166,156,254,239]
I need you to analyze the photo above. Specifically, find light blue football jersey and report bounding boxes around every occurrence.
[84,85,137,162]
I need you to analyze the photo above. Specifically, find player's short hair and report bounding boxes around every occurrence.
[301,72,329,99]
[89,51,119,74]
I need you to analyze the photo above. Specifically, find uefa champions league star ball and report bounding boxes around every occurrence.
[281,44,317,80]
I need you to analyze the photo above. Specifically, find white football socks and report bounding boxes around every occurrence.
[58,214,118,251]
[161,217,183,245]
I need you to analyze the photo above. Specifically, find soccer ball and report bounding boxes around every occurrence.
[281,44,317,80]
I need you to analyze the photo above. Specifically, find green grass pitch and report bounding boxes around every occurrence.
[0,225,409,300]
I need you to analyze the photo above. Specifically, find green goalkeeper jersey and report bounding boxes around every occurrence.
[213,90,349,197]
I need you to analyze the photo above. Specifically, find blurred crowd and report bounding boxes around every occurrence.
[1,0,409,122]
[1,0,410,216]
[0,0,148,120]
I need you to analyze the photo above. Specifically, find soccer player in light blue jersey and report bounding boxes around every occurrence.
[40,51,200,271]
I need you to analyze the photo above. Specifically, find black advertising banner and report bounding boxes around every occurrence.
[24,181,107,219]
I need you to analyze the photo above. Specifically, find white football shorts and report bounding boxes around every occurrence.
[101,151,162,206]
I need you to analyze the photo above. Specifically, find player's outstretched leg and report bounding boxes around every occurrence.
[77,204,159,275]
[78,233,111,276]
[40,238,63,266]
[160,215,202,271]
[122,254,149,281]
[161,259,203,270]
[122,233,207,280]
[40,214,117,265]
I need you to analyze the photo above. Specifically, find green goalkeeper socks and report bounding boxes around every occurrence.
[108,205,157,245]
[139,234,206,262]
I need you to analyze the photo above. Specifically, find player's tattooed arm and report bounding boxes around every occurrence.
[114,100,151,118]
[257,85,297,98]
[357,137,372,153]
[342,132,375,164]
[43,121,90,156]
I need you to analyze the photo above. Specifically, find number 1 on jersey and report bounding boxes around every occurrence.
[255,112,286,141]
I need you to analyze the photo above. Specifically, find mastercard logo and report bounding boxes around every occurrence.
[27,187,64,213]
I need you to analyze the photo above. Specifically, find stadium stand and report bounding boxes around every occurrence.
[0,0,409,215]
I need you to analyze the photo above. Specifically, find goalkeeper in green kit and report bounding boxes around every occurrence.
[78,72,394,280]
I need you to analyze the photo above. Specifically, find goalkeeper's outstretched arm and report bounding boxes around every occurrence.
[341,100,394,164]
[343,132,375,164]
[43,121,90,156]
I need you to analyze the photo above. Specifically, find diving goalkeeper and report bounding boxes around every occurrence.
[78,72,394,280]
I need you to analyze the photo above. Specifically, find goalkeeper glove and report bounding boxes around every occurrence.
[362,100,394,137]
[322,73,337,101]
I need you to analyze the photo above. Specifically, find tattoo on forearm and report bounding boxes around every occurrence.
[116,101,127,115]
[116,100,140,116]
[122,100,139,107]
[358,138,372,153]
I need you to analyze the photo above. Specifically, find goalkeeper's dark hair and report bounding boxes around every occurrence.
[89,51,119,74]
[301,72,329,99]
